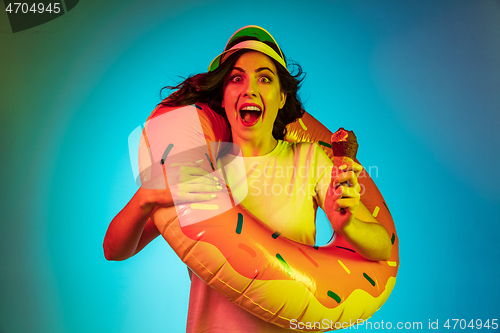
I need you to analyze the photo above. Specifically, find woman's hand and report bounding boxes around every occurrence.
[165,159,223,205]
[325,161,363,232]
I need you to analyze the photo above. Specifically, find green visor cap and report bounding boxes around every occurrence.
[208,25,288,73]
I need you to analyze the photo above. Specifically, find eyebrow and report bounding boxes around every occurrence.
[232,66,276,75]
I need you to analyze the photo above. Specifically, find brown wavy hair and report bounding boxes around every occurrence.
[160,48,305,140]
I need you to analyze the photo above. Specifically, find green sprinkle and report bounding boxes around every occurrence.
[383,201,392,216]
[236,213,243,234]
[327,290,341,303]
[272,231,281,239]
[363,273,376,286]
[205,153,215,170]
[391,233,396,245]
[276,253,292,276]
[318,141,332,148]
[161,144,174,165]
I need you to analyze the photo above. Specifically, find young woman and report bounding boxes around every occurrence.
[104,26,392,332]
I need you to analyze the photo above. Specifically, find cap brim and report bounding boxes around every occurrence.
[208,40,288,72]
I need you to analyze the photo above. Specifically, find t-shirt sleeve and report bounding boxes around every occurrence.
[313,143,333,211]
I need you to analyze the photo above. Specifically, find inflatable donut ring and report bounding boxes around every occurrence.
[138,102,399,331]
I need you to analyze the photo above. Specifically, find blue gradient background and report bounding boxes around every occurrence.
[1,1,499,332]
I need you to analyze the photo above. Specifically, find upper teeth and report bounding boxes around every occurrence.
[241,106,261,112]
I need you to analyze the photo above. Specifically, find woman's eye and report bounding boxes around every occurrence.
[230,76,242,83]
[259,76,271,83]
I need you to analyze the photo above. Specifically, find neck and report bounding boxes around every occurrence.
[231,133,278,157]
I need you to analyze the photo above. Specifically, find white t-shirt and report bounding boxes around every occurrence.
[186,140,333,333]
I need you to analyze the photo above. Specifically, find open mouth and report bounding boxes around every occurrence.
[239,105,262,126]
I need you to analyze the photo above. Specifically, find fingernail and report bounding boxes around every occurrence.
[211,194,217,198]
[216,185,222,190]
[213,176,219,181]
[339,165,347,170]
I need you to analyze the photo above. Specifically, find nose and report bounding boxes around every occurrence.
[243,78,258,97]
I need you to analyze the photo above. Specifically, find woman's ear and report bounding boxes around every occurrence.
[221,98,225,108]
[280,92,287,109]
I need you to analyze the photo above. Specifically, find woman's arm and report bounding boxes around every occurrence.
[335,200,392,261]
[103,160,223,261]
[324,162,392,261]
[103,187,169,261]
